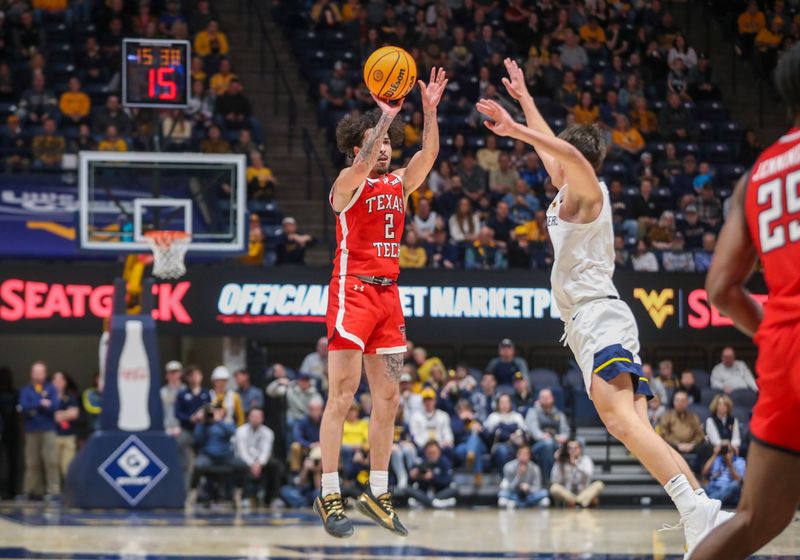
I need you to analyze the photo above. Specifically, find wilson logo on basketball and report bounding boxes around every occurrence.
[384,68,406,98]
[633,288,674,328]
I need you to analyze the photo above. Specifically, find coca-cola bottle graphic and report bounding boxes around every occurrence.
[117,321,151,431]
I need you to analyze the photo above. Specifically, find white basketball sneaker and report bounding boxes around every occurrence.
[683,497,721,559]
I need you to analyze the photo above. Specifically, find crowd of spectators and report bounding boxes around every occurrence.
[1,341,756,508]
[0,0,309,265]
[275,0,756,272]
[0,0,271,176]
[731,0,800,81]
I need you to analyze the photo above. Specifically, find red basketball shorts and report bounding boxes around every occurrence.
[326,275,407,355]
[750,320,800,455]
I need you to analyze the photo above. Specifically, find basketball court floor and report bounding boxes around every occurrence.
[0,504,798,559]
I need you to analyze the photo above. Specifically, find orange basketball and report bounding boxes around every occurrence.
[363,46,417,101]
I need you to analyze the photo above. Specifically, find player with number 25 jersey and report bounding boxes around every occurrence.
[697,44,800,560]
[743,125,800,454]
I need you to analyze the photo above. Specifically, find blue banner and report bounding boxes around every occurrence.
[0,175,90,258]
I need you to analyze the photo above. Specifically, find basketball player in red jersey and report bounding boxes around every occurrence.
[314,68,447,538]
[693,44,800,560]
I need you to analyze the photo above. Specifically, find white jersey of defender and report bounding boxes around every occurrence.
[545,180,619,321]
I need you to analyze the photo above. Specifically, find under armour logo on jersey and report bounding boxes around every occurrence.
[354,285,365,292]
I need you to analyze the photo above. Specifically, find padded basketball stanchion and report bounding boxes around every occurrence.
[65,279,185,508]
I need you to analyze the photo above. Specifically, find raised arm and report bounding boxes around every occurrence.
[705,174,762,337]
[500,58,565,187]
[331,95,403,212]
[397,67,448,196]
[476,99,601,208]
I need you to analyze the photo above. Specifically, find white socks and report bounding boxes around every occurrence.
[321,472,340,498]
[664,474,698,518]
[695,488,708,499]
[322,470,390,497]
[370,470,389,497]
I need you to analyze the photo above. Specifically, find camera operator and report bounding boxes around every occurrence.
[549,439,605,508]
[186,402,248,509]
[702,442,746,507]
[406,441,458,509]
[498,446,550,509]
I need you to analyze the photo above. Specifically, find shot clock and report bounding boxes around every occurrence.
[123,38,191,108]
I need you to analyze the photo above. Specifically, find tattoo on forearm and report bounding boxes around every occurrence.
[354,112,393,166]
[422,114,432,146]
[383,354,404,383]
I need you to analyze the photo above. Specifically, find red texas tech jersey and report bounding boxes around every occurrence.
[330,172,405,280]
[745,127,800,329]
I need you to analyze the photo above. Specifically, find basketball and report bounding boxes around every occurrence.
[363,46,417,101]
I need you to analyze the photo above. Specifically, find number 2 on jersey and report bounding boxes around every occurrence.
[758,169,800,253]
[384,213,396,239]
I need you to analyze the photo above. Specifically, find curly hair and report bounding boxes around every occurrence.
[558,123,607,172]
[335,108,405,162]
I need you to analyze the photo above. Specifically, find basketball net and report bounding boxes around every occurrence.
[143,231,190,279]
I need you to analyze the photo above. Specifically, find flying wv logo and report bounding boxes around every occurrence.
[633,288,674,328]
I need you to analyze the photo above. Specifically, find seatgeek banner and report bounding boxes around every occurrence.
[0,263,763,344]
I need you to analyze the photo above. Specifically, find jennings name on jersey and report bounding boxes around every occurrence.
[331,172,406,280]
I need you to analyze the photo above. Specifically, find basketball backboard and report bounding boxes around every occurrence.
[77,151,247,254]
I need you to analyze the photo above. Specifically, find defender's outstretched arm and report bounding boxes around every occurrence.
[476,99,601,207]
[500,58,565,187]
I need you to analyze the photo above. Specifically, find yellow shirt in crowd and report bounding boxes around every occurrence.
[738,10,766,34]
[98,139,128,152]
[404,123,421,147]
[194,30,230,57]
[579,25,606,44]
[210,72,237,95]
[514,221,547,242]
[573,104,599,125]
[342,418,369,447]
[755,28,782,49]
[399,246,427,268]
[33,0,66,11]
[59,92,91,118]
[612,127,645,152]
[246,166,276,187]
[341,2,359,23]
[630,108,658,135]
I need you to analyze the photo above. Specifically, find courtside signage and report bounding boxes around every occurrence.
[0,279,191,322]
[0,265,765,343]
[215,282,561,323]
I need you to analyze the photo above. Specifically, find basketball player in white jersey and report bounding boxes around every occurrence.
[476,59,731,558]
